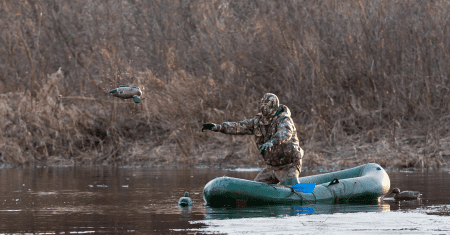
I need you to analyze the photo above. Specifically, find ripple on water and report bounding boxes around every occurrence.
[0,166,449,234]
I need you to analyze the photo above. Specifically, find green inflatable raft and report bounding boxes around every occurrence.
[203,163,390,207]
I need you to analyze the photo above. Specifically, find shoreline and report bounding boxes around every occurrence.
[2,125,450,169]
[1,162,449,173]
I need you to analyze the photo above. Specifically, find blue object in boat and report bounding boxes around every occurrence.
[294,206,315,214]
[292,183,316,193]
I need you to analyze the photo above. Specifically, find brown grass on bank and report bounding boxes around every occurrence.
[0,0,450,168]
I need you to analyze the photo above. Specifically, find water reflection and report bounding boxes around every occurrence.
[388,198,424,211]
[381,203,390,212]
[0,166,448,233]
[0,166,211,234]
[204,202,391,220]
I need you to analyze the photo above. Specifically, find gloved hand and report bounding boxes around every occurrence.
[202,123,216,132]
[258,140,274,155]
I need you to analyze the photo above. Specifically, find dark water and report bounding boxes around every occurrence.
[0,166,449,234]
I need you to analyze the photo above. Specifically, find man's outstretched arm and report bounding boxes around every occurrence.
[202,119,255,135]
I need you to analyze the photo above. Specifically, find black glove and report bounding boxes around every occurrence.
[202,123,216,132]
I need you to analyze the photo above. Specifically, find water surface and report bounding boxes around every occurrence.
[0,166,449,234]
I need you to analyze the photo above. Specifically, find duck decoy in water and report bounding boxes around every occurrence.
[109,85,142,103]
[392,188,422,200]
[178,192,193,207]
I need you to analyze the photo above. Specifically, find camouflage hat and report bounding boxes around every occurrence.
[260,93,279,117]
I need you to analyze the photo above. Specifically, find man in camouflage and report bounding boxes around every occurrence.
[202,93,303,184]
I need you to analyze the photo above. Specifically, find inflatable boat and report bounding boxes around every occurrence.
[203,163,390,207]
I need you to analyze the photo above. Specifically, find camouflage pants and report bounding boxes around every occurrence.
[253,161,302,184]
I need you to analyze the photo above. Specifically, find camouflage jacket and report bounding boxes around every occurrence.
[213,104,303,166]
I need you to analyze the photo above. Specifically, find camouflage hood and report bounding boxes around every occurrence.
[256,103,291,125]
[274,104,292,120]
[260,93,280,125]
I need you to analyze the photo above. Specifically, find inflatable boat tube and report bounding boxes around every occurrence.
[203,163,390,207]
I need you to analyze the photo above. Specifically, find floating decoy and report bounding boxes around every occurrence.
[392,187,422,200]
[178,192,193,207]
[109,85,142,103]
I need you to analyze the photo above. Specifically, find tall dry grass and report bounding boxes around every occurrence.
[0,0,449,168]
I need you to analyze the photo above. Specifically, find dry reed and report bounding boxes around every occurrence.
[0,0,449,168]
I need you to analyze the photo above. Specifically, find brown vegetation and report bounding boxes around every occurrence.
[0,0,449,169]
